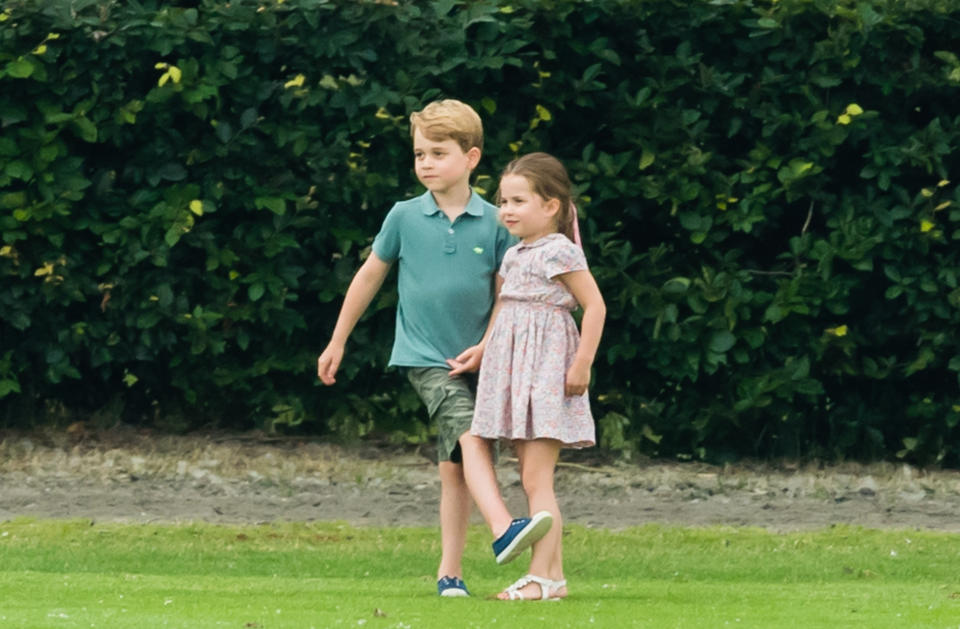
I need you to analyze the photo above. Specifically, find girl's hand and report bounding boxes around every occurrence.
[565,362,591,397]
[447,344,483,375]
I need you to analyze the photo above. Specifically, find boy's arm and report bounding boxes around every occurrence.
[317,252,392,385]
[447,274,504,376]
[556,270,606,396]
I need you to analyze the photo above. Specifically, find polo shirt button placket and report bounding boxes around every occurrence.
[444,227,456,254]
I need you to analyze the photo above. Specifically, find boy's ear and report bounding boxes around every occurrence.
[466,146,481,169]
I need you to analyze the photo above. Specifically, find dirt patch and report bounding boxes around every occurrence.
[2,427,960,532]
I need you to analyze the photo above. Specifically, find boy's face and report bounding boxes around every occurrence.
[413,128,480,196]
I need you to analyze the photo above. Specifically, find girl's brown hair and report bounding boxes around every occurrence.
[498,152,578,243]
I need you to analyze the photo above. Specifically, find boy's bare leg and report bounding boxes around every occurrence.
[437,460,471,579]
[502,438,567,600]
[459,433,513,538]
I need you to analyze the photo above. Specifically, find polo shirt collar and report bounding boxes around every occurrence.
[420,190,486,217]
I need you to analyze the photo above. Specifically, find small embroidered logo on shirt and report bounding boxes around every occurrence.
[473,247,484,254]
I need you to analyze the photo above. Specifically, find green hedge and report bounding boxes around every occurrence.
[1,0,959,463]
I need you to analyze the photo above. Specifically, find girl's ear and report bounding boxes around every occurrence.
[544,197,562,216]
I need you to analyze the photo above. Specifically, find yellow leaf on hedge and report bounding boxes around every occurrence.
[34,262,54,276]
[920,219,935,232]
[921,188,934,198]
[155,62,168,70]
[836,114,851,125]
[158,73,169,87]
[189,200,204,216]
[935,201,951,211]
[33,44,47,55]
[826,325,848,337]
[284,74,305,89]
[168,66,182,83]
[938,179,950,187]
[844,103,863,116]
[535,104,552,121]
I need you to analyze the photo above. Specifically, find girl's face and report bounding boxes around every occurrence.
[498,174,560,244]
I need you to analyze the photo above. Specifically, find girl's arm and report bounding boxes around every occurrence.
[447,274,505,375]
[557,269,606,396]
[317,252,392,384]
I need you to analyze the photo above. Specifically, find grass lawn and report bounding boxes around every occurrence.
[1,518,958,628]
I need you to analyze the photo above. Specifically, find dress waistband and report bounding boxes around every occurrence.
[500,298,572,312]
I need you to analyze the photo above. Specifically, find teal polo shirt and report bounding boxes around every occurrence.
[372,190,513,368]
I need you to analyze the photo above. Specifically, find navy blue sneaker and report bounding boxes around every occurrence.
[437,576,470,597]
[492,510,554,565]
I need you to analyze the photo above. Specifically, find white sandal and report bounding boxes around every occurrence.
[500,574,567,601]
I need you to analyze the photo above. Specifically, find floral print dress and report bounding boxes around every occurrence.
[471,233,595,448]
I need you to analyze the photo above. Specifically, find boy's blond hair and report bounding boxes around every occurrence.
[409,99,484,153]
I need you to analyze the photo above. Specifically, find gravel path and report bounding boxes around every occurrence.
[2,428,960,532]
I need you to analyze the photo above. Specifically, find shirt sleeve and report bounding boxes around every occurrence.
[542,239,588,279]
[371,203,402,263]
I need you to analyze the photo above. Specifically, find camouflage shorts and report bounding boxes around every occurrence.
[404,367,477,464]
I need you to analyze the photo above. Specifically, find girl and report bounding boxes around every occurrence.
[455,152,606,601]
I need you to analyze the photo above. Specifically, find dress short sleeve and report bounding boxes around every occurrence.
[542,238,588,279]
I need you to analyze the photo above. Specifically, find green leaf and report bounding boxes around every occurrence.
[157,163,187,181]
[164,228,182,247]
[638,150,655,171]
[255,197,286,215]
[6,58,34,78]
[215,121,233,143]
[248,282,265,302]
[662,277,690,296]
[4,160,33,180]
[0,379,22,398]
[708,330,736,353]
[72,116,98,142]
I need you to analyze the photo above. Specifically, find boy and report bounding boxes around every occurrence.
[317,99,549,596]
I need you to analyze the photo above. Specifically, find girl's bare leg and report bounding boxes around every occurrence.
[498,438,568,600]
[459,433,513,538]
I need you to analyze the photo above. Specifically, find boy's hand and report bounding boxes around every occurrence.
[446,344,483,376]
[564,362,591,397]
[317,344,344,385]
